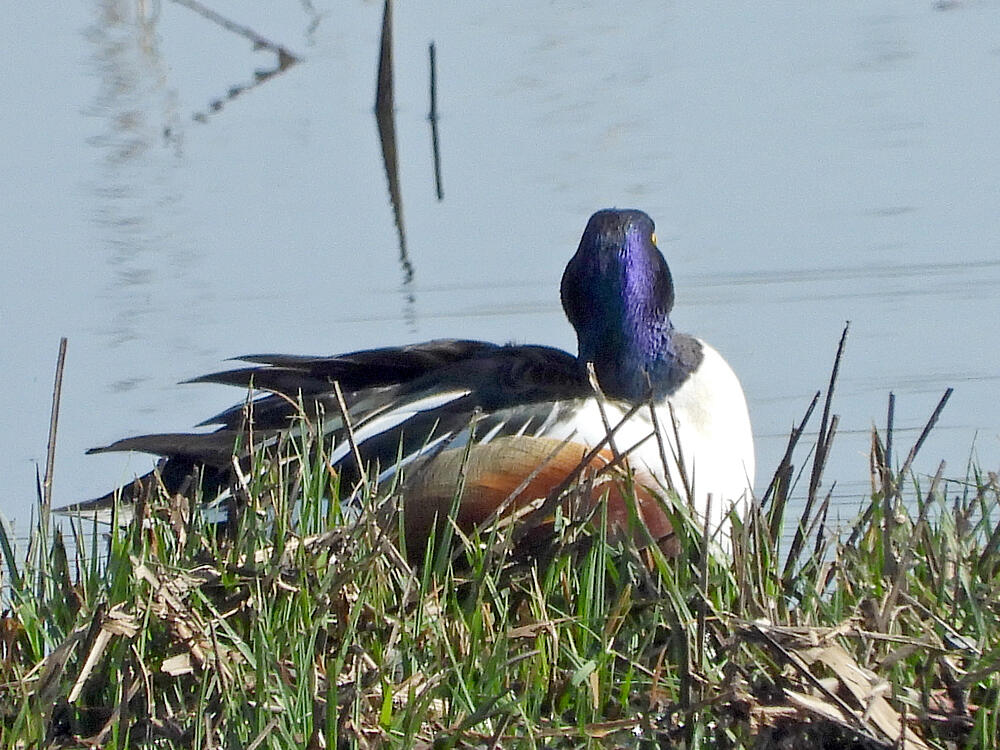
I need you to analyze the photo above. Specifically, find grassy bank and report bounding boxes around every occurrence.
[2,383,999,748]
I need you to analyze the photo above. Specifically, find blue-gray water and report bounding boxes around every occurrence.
[3,0,999,541]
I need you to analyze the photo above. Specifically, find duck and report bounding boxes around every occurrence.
[62,209,755,556]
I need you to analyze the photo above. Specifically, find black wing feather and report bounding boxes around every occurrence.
[70,340,589,512]
[201,339,501,391]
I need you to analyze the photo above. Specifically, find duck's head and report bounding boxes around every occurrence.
[561,209,686,403]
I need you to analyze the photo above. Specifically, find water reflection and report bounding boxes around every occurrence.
[428,41,444,201]
[299,0,324,45]
[374,0,416,328]
[191,54,298,123]
[84,0,182,386]
[857,13,913,73]
[169,0,300,121]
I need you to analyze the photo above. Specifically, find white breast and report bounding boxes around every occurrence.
[555,339,755,540]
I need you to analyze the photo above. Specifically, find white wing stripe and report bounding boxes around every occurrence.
[477,420,506,444]
[328,388,472,465]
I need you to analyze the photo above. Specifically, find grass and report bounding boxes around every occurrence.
[2,356,1000,748]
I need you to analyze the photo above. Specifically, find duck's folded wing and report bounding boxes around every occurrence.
[327,344,591,468]
[81,343,592,486]
[190,339,499,428]
[189,339,498,394]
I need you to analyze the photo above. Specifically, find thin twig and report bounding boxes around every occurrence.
[586,362,620,461]
[667,402,694,508]
[646,401,676,497]
[331,381,367,487]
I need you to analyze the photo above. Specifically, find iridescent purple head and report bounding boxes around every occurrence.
[561,209,690,402]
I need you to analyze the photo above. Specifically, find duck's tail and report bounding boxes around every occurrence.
[56,456,227,525]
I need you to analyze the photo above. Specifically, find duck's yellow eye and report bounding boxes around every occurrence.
[651,232,658,246]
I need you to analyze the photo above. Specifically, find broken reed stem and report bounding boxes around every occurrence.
[784,323,848,584]
[761,390,819,510]
[763,389,820,544]
[884,391,895,493]
[806,322,849,505]
[42,337,68,512]
[848,387,955,558]
[897,388,954,481]
[428,41,444,201]
[882,392,897,572]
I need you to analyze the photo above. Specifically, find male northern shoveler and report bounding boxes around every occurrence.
[63,209,755,555]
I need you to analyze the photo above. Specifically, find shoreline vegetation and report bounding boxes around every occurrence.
[2,334,999,748]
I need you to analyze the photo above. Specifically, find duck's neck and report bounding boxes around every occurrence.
[576,282,682,404]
